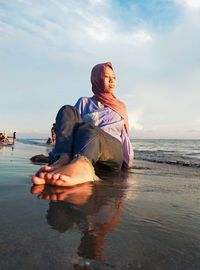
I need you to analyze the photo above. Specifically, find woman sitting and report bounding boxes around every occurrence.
[32,62,134,186]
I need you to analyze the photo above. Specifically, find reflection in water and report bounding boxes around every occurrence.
[31,171,128,267]
[0,144,15,151]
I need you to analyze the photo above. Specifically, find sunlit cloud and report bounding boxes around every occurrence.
[128,110,144,132]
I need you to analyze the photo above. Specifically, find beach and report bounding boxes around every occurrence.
[1,141,200,270]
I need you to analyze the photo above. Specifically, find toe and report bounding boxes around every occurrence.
[32,176,46,185]
[38,172,46,178]
[46,173,53,180]
[52,173,60,180]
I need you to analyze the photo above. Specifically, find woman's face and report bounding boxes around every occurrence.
[102,66,116,94]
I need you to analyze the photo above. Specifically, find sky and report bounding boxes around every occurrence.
[0,0,200,139]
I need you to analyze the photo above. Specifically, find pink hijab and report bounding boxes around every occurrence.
[91,62,129,133]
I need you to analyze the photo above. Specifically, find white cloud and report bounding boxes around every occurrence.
[17,0,28,3]
[128,110,144,132]
[0,0,153,54]
[133,30,153,43]
[175,0,200,9]
[88,0,107,8]
[81,16,112,42]
[1,0,200,138]
[0,11,6,18]
[83,26,108,41]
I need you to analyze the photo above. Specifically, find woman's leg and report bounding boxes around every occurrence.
[73,123,123,171]
[34,105,83,179]
[51,105,83,163]
[32,123,123,186]
[32,124,123,186]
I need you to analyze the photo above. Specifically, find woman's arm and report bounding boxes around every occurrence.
[74,97,90,116]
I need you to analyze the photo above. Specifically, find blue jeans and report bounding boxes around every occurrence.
[50,105,123,171]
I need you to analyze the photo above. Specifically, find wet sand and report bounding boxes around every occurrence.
[0,142,200,270]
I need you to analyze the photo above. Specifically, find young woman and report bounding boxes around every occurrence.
[32,62,133,186]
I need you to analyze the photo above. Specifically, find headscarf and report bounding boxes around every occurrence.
[91,62,129,133]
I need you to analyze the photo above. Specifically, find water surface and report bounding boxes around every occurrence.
[0,142,200,269]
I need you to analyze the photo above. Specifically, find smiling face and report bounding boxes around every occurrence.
[102,66,116,94]
[91,62,116,95]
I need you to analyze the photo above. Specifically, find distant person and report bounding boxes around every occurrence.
[3,130,7,140]
[30,124,58,163]
[0,131,9,143]
[32,62,134,187]
[0,133,4,141]
[51,123,56,144]
[13,131,16,139]
[13,131,16,144]
[46,137,52,145]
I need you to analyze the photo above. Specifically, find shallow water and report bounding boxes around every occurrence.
[133,139,200,167]
[1,142,200,270]
[19,138,200,167]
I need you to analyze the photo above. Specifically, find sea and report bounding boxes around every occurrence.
[18,138,200,167]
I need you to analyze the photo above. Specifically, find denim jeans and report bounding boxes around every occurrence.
[51,105,123,171]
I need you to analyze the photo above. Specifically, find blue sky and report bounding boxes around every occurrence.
[0,0,200,139]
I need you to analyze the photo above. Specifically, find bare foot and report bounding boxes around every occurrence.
[36,154,71,179]
[32,156,99,186]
